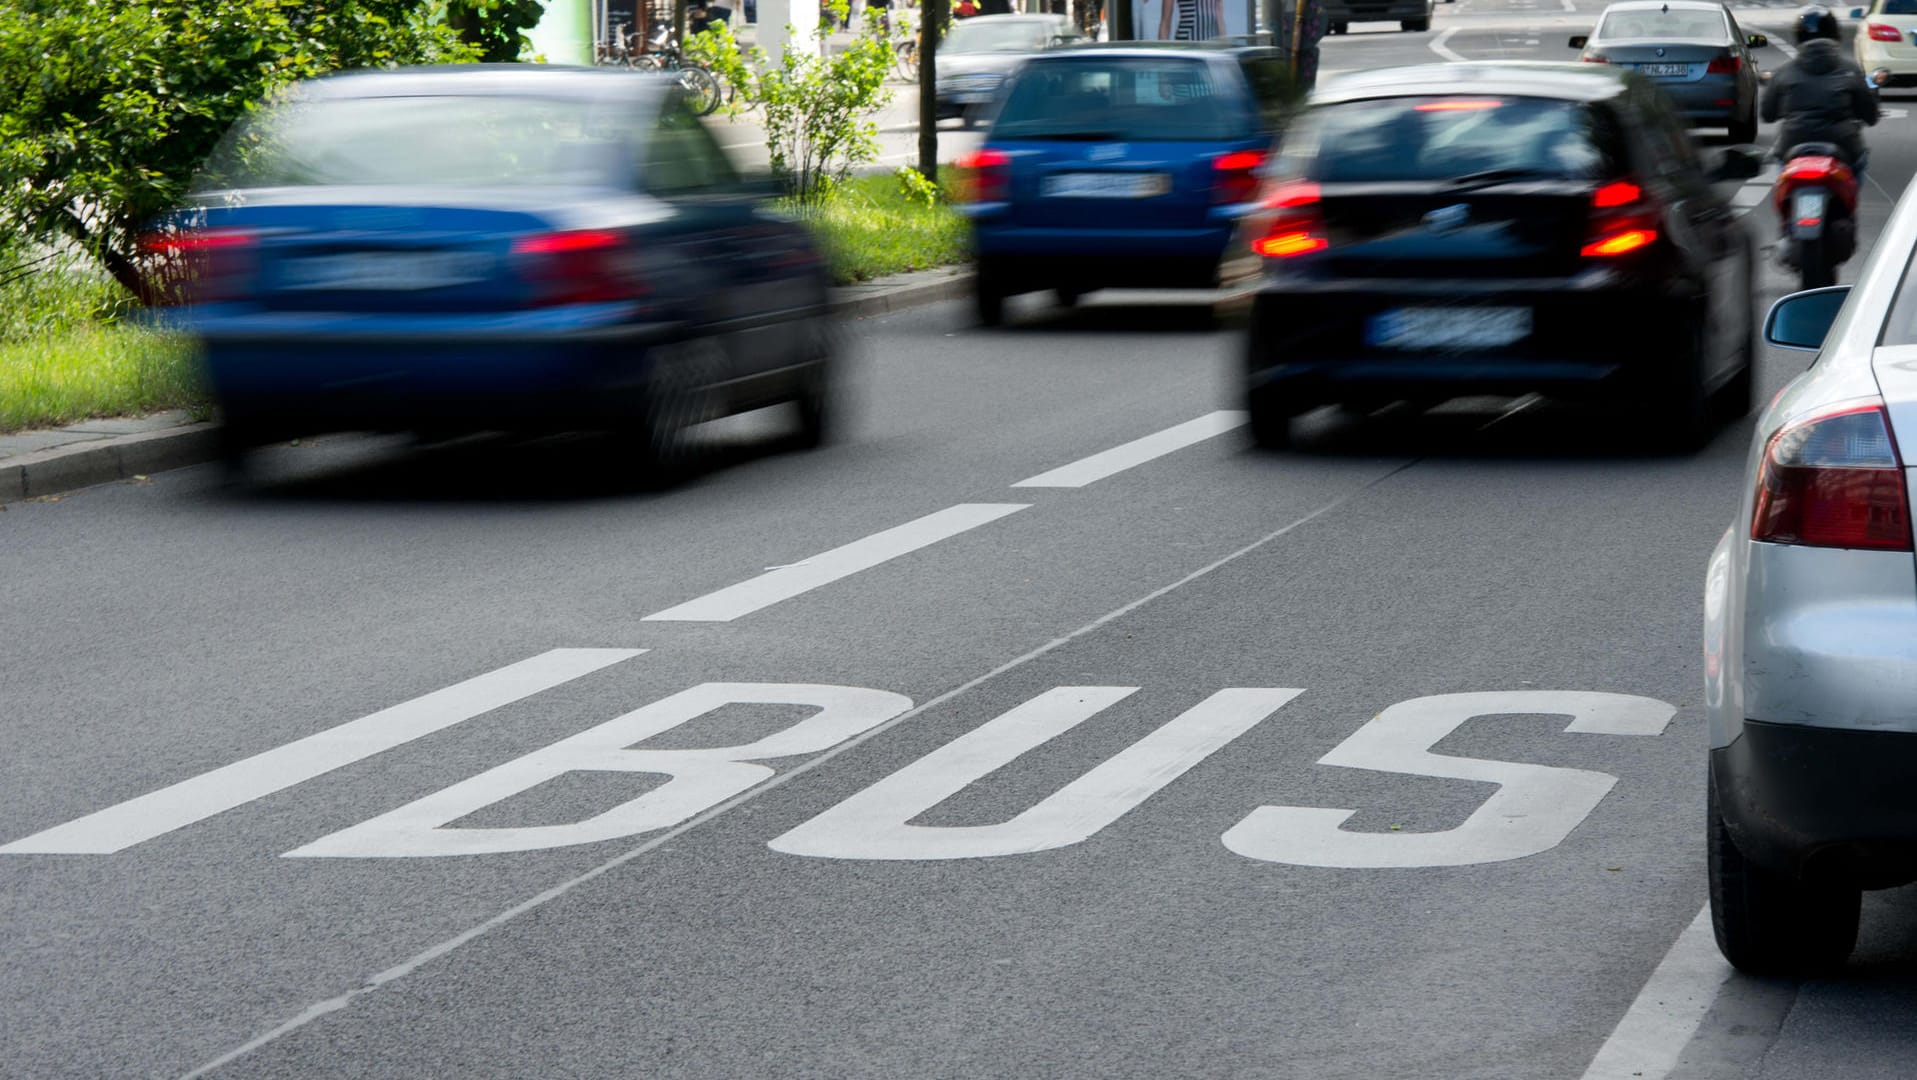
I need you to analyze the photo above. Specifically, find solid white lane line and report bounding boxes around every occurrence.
[1432,25,1468,60]
[1732,185,1770,208]
[1012,411,1247,488]
[1562,0,1576,11]
[642,503,1030,621]
[1579,904,1734,1080]
[0,649,644,856]
[181,461,1417,1080]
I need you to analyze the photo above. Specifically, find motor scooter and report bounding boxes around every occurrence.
[1770,66,1889,290]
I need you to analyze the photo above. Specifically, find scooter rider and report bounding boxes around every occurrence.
[1759,6,1879,174]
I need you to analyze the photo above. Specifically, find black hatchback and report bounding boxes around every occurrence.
[1243,62,1762,448]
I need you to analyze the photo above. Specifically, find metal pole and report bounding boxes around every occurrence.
[1112,0,1133,40]
[675,0,689,48]
[919,0,945,178]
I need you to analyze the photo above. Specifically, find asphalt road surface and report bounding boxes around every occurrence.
[8,3,1917,1077]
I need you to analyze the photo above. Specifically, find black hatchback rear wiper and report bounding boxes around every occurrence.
[1443,167,1562,191]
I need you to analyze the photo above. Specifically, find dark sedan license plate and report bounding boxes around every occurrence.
[1367,307,1533,350]
[1638,62,1688,77]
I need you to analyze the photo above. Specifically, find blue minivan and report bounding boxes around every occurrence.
[955,45,1291,325]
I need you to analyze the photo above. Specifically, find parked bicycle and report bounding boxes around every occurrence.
[635,24,725,115]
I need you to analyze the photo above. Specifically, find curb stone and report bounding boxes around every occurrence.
[0,268,975,507]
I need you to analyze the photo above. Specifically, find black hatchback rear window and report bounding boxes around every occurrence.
[1277,95,1624,182]
[993,57,1252,141]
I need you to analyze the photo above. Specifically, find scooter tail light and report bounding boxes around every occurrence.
[1752,403,1913,551]
[511,229,637,306]
[1249,180,1328,258]
[956,148,1012,203]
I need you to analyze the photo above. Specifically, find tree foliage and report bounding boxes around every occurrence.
[0,1,474,299]
[445,0,545,63]
[688,4,895,201]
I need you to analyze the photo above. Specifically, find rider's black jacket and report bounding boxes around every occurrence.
[1759,38,1879,166]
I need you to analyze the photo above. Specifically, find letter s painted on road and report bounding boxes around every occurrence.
[1221,692,1674,869]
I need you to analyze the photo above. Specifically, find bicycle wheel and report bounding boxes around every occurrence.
[680,66,722,115]
[634,53,666,71]
[894,40,919,80]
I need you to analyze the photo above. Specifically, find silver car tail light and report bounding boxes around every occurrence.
[1751,401,1913,551]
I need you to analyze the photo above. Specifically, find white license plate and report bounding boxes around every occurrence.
[1042,172,1170,199]
[1792,189,1828,222]
[280,251,490,292]
[1638,62,1689,77]
[1366,307,1533,350]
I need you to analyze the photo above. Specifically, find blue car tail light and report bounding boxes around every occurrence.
[1752,402,1913,552]
[140,227,258,305]
[510,229,639,306]
[1212,150,1265,206]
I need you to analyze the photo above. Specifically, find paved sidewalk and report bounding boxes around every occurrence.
[0,266,972,505]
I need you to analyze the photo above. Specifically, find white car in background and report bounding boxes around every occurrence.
[1702,176,1917,973]
[1853,0,1917,86]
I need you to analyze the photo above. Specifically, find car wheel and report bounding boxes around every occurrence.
[629,337,719,485]
[1402,16,1429,30]
[1708,769,1860,974]
[1729,106,1757,144]
[975,267,1006,327]
[793,324,835,449]
[1654,318,1715,451]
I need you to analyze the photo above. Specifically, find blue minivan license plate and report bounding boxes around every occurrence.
[1043,173,1170,199]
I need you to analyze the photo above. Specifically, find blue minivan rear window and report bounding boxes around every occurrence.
[993,58,1251,141]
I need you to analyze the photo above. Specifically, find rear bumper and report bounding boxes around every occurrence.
[181,302,680,436]
[1649,77,1745,122]
[970,222,1237,287]
[1245,278,1689,400]
[1713,723,1917,888]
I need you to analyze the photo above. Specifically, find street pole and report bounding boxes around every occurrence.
[918,0,945,179]
[675,0,689,47]
[1112,0,1132,39]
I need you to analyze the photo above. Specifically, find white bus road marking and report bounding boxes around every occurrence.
[1579,905,1732,1080]
[642,503,1030,622]
[181,467,1413,1080]
[1432,26,1468,61]
[771,687,1301,860]
[0,649,644,856]
[1011,411,1247,488]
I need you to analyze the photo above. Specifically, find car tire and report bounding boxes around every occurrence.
[793,324,835,449]
[975,268,1006,327]
[1655,318,1715,451]
[1055,286,1081,308]
[628,337,719,486]
[1247,383,1296,449]
[1708,769,1860,975]
[1729,106,1757,145]
[1402,16,1430,30]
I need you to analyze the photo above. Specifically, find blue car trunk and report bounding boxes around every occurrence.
[1002,139,1260,231]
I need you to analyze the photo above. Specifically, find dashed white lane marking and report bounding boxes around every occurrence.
[1772,37,1796,58]
[1012,410,1247,488]
[1579,904,1733,1080]
[1562,0,1576,11]
[1432,25,1468,60]
[0,649,644,856]
[642,503,1030,621]
[1733,184,1771,208]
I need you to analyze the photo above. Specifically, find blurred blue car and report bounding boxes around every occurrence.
[954,45,1291,325]
[152,66,834,477]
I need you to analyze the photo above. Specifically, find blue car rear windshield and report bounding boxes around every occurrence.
[1278,96,1622,182]
[992,58,1252,141]
[196,93,628,191]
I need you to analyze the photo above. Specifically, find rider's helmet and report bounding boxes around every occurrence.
[1795,6,1840,43]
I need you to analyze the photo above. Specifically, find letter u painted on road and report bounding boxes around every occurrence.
[770,687,1303,860]
[286,683,913,858]
[1221,691,1676,869]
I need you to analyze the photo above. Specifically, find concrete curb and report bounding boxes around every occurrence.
[0,270,975,506]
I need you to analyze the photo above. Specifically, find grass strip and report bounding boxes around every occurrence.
[796,173,969,284]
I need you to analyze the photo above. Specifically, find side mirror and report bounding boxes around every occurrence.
[1850,6,1867,18]
[1764,287,1851,351]
[1711,145,1765,180]
[1747,32,1768,47]
[1568,34,1589,48]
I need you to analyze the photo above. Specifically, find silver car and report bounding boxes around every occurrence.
[1703,180,1917,973]
[1570,0,1767,141]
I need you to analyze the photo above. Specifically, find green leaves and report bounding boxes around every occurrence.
[0,0,476,297]
[687,14,895,201]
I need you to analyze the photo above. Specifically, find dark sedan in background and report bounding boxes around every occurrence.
[1243,62,1761,448]
[1570,0,1766,140]
[151,66,834,480]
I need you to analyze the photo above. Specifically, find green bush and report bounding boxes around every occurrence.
[0,1,476,300]
[687,7,894,201]
[797,175,968,283]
